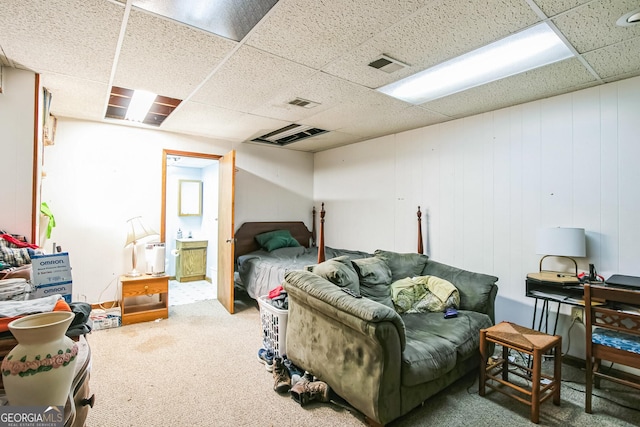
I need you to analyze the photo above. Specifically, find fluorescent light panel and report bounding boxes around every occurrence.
[378,23,574,105]
[125,90,157,122]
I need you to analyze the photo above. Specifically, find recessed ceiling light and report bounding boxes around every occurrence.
[125,90,157,122]
[617,8,640,27]
[105,86,182,126]
[377,23,574,105]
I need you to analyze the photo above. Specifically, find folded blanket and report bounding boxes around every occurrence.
[0,294,71,333]
[391,275,459,314]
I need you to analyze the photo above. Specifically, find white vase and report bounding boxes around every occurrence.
[1,311,78,406]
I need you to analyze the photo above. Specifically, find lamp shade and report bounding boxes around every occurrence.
[124,216,158,247]
[536,227,586,257]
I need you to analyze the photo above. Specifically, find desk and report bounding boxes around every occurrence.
[525,277,608,335]
[525,277,586,335]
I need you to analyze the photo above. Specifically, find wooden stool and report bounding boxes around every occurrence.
[479,321,561,424]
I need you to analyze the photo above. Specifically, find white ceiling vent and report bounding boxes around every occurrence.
[252,124,328,146]
[368,55,409,73]
[288,97,320,109]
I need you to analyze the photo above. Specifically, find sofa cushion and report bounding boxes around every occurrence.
[306,256,360,293]
[421,260,498,318]
[374,250,429,281]
[400,310,492,386]
[351,257,394,309]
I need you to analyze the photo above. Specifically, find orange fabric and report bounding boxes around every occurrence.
[0,316,22,333]
[53,299,71,312]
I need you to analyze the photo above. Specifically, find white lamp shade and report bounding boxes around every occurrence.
[536,227,586,257]
[125,216,158,247]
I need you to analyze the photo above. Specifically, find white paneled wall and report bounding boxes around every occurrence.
[315,76,640,348]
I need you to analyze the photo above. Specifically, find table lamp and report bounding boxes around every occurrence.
[536,227,586,278]
[124,216,158,277]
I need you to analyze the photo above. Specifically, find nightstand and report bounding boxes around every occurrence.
[120,275,169,325]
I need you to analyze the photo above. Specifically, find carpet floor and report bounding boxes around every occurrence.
[85,296,640,426]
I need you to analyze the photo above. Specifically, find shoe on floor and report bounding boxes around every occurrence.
[257,348,274,372]
[291,379,330,406]
[282,355,304,378]
[273,357,291,393]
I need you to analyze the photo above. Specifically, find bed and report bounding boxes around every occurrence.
[234,205,426,300]
[234,205,372,299]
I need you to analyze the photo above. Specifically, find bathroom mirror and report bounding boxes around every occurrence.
[178,180,202,216]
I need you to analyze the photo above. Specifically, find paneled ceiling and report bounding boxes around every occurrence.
[1,0,639,152]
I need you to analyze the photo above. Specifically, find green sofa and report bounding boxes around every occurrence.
[282,250,498,426]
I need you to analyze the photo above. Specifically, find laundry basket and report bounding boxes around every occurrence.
[257,295,288,357]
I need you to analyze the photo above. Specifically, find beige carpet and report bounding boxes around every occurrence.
[85,297,640,427]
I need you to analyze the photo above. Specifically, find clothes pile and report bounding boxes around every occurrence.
[266,285,287,309]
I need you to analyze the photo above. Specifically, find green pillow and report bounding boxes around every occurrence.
[352,257,394,309]
[374,249,429,281]
[255,229,301,252]
[306,256,360,294]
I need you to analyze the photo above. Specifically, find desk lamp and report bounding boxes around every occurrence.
[535,227,586,280]
[125,216,158,277]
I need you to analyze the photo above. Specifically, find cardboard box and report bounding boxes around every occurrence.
[90,307,121,331]
[30,252,73,302]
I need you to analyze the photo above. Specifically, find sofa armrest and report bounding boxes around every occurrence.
[283,270,405,424]
[421,260,498,323]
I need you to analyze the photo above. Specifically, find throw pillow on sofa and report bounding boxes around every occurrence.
[390,275,460,314]
[374,249,429,281]
[306,256,360,294]
[351,257,395,309]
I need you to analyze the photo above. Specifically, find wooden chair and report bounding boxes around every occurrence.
[584,283,640,413]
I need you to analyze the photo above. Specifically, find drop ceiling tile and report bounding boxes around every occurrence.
[246,0,431,69]
[161,101,246,139]
[278,130,365,152]
[583,37,640,80]
[163,101,293,142]
[113,8,237,99]
[552,0,640,53]
[422,58,598,118]
[302,87,447,137]
[532,0,591,17]
[191,45,316,112]
[323,0,540,89]
[250,72,366,122]
[42,74,109,121]
[224,113,294,141]
[0,0,122,82]
[334,104,451,138]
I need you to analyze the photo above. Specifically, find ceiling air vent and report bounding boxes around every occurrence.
[252,124,328,146]
[368,55,409,73]
[288,97,320,108]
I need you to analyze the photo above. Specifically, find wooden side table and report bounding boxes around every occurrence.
[120,275,169,325]
[479,321,561,424]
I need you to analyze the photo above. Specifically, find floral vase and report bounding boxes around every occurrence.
[1,311,78,406]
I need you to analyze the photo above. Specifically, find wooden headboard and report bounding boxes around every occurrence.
[234,204,325,262]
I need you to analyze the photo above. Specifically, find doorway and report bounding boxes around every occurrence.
[161,150,220,306]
